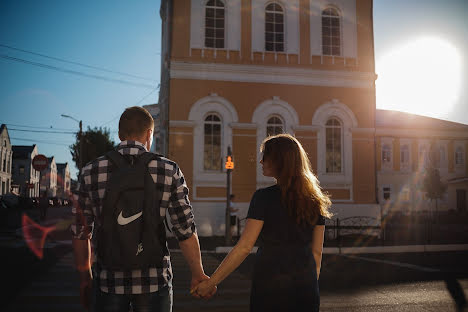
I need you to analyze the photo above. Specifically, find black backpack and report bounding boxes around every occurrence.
[97,150,167,270]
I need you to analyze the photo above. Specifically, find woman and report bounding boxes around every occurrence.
[191,134,332,311]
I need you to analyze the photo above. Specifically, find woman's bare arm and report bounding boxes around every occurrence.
[310,225,325,279]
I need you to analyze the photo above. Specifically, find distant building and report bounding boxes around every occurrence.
[40,156,57,197]
[376,110,468,215]
[0,124,13,195]
[56,162,71,199]
[12,145,40,197]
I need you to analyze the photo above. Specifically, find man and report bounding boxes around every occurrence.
[71,106,214,311]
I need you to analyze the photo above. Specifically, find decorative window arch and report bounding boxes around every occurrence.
[321,7,341,56]
[265,2,284,52]
[252,96,298,188]
[203,113,222,170]
[205,0,225,49]
[266,115,284,136]
[325,118,342,173]
[188,94,238,183]
[312,99,357,185]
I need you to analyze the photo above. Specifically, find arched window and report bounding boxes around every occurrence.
[265,2,284,52]
[382,144,392,163]
[455,147,464,165]
[205,0,225,49]
[204,114,222,170]
[325,118,342,173]
[266,116,284,136]
[401,145,409,165]
[321,7,341,56]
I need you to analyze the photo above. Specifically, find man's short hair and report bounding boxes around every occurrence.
[119,106,154,140]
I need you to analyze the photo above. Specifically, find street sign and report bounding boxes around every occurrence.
[32,154,48,171]
[225,155,234,170]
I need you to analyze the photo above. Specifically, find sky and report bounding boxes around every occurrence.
[0,0,467,180]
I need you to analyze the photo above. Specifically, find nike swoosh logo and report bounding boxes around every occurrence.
[117,211,142,225]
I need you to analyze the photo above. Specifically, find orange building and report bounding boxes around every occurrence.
[157,0,467,236]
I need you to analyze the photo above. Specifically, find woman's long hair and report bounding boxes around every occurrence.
[261,134,332,225]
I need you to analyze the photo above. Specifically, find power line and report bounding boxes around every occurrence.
[0,122,75,131]
[0,43,158,82]
[0,54,156,89]
[10,137,70,146]
[8,128,76,134]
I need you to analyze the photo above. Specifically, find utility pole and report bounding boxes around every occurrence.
[79,120,83,172]
[225,146,234,246]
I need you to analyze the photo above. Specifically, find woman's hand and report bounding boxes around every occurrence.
[190,279,217,299]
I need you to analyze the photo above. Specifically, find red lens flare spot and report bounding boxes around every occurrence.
[22,214,56,259]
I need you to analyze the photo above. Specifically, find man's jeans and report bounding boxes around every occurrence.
[92,284,173,312]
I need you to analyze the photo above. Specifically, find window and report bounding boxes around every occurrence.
[19,166,25,175]
[419,146,428,168]
[205,0,225,49]
[383,187,391,201]
[382,144,392,163]
[401,145,409,165]
[204,114,222,170]
[325,118,342,173]
[266,116,284,136]
[321,8,341,56]
[265,2,284,52]
[455,147,464,166]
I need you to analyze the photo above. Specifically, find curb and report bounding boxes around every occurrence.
[214,244,468,254]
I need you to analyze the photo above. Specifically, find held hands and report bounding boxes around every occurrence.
[190,275,217,300]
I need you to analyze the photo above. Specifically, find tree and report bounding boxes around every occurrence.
[422,143,447,218]
[69,126,116,177]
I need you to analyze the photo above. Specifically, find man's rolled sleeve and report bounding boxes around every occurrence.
[167,164,196,241]
[70,169,95,240]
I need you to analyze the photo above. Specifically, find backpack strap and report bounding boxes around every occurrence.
[105,150,129,168]
[137,152,158,166]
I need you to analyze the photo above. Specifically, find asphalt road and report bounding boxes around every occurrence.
[1,206,468,311]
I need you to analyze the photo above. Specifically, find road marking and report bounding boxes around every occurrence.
[339,254,440,273]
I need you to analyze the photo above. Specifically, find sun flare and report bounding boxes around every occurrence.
[376,37,462,118]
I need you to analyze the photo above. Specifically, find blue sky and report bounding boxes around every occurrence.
[0,0,466,179]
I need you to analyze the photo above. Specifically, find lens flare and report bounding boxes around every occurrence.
[22,214,56,259]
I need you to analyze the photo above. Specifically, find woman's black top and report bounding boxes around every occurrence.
[246,184,325,312]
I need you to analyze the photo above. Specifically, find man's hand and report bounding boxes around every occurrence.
[190,274,217,299]
[190,278,217,299]
[79,273,93,311]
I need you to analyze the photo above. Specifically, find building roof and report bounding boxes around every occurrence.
[12,145,36,159]
[376,109,468,131]
[56,163,69,170]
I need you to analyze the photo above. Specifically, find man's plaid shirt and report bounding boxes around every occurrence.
[71,141,196,294]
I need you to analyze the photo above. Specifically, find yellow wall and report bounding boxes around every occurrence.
[232,128,257,203]
[352,133,376,203]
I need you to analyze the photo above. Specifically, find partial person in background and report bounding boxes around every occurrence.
[191,133,332,312]
[229,194,239,240]
[39,191,49,221]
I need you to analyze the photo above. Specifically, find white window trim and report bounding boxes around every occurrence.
[399,139,412,172]
[312,99,357,186]
[418,140,430,171]
[454,141,465,173]
[252,0,299,56]
[252,96,298,189]
[188,93,238,185]
[190,0,241,55]
[309,0,358,59]
[320,6,343,57]
[380,137,393,171]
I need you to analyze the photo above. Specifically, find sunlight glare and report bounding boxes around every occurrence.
[376,37,462,118]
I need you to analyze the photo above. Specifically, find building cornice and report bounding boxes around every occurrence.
[170,61,376,89]
[376,128,468,139]
[169,120,196,128]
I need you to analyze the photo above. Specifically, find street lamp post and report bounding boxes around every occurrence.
[61,114,83,173]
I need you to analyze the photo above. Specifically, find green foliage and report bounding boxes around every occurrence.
[422,166,447,201]
[69,127,116,175]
